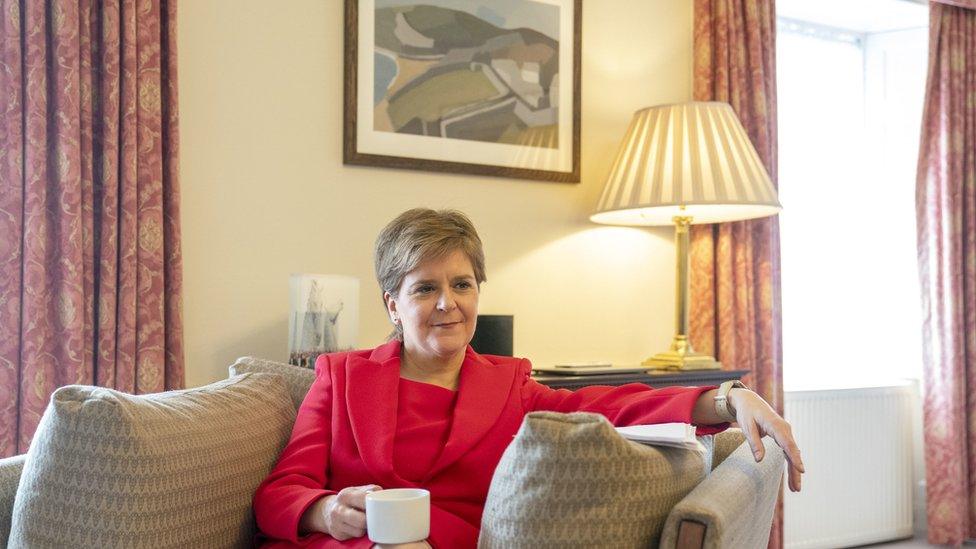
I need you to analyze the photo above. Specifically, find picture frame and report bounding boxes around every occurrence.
[344,0,581,183]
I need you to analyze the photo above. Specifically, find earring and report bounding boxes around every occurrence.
[392,315,399,325]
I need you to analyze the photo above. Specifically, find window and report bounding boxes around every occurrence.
[777,0,928,389]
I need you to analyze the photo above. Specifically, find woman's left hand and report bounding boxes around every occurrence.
[728,388,805,492]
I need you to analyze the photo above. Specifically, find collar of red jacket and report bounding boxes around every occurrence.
[366,338,494,371]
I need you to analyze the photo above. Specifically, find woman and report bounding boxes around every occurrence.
[254,209,803,548]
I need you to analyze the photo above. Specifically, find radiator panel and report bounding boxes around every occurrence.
[784,385,915,548]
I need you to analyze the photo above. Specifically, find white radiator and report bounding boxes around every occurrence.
[784,383,918,548]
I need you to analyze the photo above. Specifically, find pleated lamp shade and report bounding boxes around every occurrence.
[591,102,781,226]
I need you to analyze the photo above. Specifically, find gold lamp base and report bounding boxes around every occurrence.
[643,351,722,371]
[641,335,723,371]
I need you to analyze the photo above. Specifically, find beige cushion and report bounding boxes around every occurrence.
[479,412,709,549]
[8,373,296,549]
[711,428,746,470]
[0,454,25,546]
[230,356,315,410]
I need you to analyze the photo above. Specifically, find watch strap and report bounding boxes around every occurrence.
[714,380,747,422]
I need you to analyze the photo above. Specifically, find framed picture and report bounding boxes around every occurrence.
[288,274,360,368]
[344,0,581,183]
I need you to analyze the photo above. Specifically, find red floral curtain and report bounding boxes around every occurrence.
[691,1,783,547]
[916,1,976,545]
[0,0,184,458]
[932,0,976,9]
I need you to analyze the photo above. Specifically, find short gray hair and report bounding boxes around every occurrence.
[374,208,487,339]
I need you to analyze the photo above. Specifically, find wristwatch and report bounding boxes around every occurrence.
[714,380,747,422]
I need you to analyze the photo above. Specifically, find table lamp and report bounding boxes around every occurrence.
[590,102,781,370]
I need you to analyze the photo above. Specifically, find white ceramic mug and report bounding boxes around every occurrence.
[365,488,430,544]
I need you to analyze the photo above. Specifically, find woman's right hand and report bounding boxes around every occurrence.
[300,484,382,540]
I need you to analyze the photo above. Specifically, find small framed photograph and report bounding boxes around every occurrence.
[288,274,360,368]
[344,0,581,182]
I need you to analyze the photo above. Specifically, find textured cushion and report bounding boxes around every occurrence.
[230,356,315,409]
[8,373,296,549]
[711,428,746,470]
[0,454,26,547]
[479,412,709,549]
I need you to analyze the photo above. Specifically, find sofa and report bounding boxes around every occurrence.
[0,356,784,548]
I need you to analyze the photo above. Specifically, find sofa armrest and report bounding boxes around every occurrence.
[0,454,27,547]
[659,436,784,549]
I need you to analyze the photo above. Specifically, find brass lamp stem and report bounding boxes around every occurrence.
[643,215,722,370]
[673,215,692,349]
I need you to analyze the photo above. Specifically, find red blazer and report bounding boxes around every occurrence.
[253,340,722,548]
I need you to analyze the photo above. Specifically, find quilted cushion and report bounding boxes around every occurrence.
[8,373,296,549]
[230,356,316,409]
[478,412,709,549]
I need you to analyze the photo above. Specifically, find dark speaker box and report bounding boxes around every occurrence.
[470,315,513,357]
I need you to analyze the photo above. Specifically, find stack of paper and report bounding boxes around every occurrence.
[614,423,705,452]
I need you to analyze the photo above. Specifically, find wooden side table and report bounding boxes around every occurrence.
[531,369,748,391]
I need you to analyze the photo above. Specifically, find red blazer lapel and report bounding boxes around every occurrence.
[425,347,517,480]
[345,340,402,484]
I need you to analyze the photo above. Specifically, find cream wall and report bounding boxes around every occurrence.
[178,0,693,387]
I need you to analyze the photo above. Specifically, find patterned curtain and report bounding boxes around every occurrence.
[0,0,184,459]
[691,1,783,547]
[916,1,976,545]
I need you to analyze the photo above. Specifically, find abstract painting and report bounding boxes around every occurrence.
[344,0,580,182]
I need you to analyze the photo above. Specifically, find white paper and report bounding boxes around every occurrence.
[614,423,705,452]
